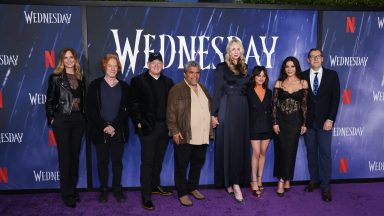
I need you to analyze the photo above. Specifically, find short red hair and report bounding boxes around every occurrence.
[101,54,122,73]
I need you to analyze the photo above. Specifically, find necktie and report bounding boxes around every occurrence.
[313,72,319,95]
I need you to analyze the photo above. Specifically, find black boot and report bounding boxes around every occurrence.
[98,186,108,203]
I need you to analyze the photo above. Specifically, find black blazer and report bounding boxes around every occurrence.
[86,77,131,144]
[130,71,174,135]
[246,87,273,133]
[302,67,340,129]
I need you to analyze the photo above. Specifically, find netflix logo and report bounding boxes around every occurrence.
[0,167,8,183]
[342,89,351,105]
[339,158,348,174]
[45,50,55,69]
[346,16,355,33]
[48,129,57,146]
[0,90,3,109]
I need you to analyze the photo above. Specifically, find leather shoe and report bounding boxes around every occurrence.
[63,197,76,208]
[322,189,332,202]
[190,190,205,200]
[98,187,108,203]
[74,192,80,202]
[304,181,319,192]
[113,188,126,203]
[152,186,172,196]
[142,198,155,211]
[179,195,193,206]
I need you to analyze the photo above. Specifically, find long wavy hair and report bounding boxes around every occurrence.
[249,66,269,89]
[53,48,82,80]
[278,56,302,81]
[225,38,248,76]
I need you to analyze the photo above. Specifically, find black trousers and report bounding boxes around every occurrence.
[52,112,85,199]
[95,131,125,189]
[174,143,208,198]
[139,121,169,200]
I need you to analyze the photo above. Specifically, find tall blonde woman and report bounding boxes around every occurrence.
[212,38,250,204]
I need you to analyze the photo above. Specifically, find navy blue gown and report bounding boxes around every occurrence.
[212,62,251,187]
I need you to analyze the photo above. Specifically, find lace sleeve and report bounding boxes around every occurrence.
[301,88,308,127]
[272,87,279,125]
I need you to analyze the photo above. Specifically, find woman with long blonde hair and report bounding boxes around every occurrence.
[212,38,250,204]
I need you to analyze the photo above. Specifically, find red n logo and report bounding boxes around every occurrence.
[0,90,3,109]
[45,50,55,69]
[0,167,8,183]
[346,16,355,33]
[339,158,348,173]
[48,129,57,146]
[342,89,351,105]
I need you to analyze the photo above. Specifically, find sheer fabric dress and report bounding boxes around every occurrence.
[212,62,251,187]
[272,85,307,180]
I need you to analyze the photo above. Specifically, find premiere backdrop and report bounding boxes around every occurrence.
[0,4,87,190]
[86,6,317,187]
[0,3,383,190]
[322,11,384,179]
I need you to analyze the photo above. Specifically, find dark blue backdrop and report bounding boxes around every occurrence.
[0,4,86,189]
[322,11,384,179]
[86,6,318,187]
[1,3,382,190]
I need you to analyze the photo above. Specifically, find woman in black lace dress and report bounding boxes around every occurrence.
[272,56,308,197]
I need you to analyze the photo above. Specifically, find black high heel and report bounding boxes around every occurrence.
[233,185,245,204]
[276,179,285,197]
[226,186,234,196]
[250,181,261,197]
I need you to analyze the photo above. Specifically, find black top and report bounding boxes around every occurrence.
[100,79,121,122]
[150,76,167,121]
[130,71,174,135]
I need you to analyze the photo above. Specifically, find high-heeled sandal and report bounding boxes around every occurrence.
[257,176,264,191]
[250,181,261,197]
[276,179,285,197]
[226,186,234,196]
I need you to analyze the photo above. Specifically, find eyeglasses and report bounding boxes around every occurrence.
[309,55,322,60]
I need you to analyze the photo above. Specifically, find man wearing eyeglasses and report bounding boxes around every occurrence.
[302,48,340,202]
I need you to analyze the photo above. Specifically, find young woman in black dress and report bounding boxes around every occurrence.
[247,66,273,197]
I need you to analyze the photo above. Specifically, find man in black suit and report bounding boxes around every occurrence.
[130,52,174,210]
[302,48,340,202]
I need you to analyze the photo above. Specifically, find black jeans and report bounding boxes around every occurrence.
[52,112,85,199]
[95,130,125,189]
[174,143,207,198]
[139,121,169,200]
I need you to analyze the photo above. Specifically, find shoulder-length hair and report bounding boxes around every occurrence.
[249,66,269,89]
[101,54,122,73]
[278,56,302,81]
[53,48,82,80]
[225,38,248,76]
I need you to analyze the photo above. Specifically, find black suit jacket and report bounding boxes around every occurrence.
[246,87,273,133]
[130,70,174,135]
[302,67,340,129]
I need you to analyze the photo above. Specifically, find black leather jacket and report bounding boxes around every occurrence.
[45,72,85,125]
